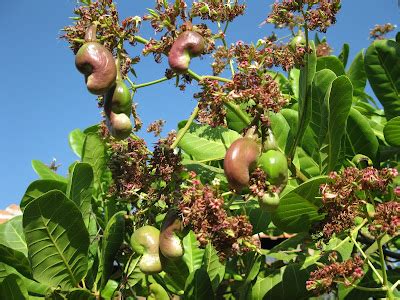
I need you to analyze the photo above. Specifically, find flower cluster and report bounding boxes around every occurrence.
[108,136,150,199]
[249,167,283,199]
[61,0,140,76]
[149,132,183,183]
[179,178,255,260]
[190,0,246,22]
[143,0,187,32]
[316,41,333,57]
[369,23,396,40]
[317,167,398,238]
[147,119,166,137]
[306,255,364,295]
[369,201,400,237]
[266,0,341,33]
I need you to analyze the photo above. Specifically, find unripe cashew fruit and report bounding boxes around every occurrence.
[159,211,183,259]
[224,137,261,190]
[264,129,278,151]
[168,31,205,73]
[258,192,280,212]
[130,226,162,274]
[104,73,133,140]
[258,150,288,187]
[148,283,169,300]
[289,32,306,51]
[75,25,117,95]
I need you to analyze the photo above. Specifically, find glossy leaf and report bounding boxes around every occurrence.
[0,274,29,300]
[184,268,214,300]
[321,75,353,172]
[338,43,350,68]
[250,263,314,300]
[182,159,227,186]
[316,56,345,76]
[345,108,379,161]
[364,39,400,120]
[31,160,67,182]
[183,231,205,273]
[100,211,125,289]
[68,128,86,158]
[66,163,93,227]
[20,179,67,211]
[384,116,400,146]
[347,50,367,92]
[161,256,189,293]
[82,133,107,189]
[270,112,290,152]
[0,216,27,256]
[23,190,89,289]
[272,176,327,233]
[202,244,225,292]
[178,123,240,161]
[289,68,300,100]
[249,207,272,234]
[225,103,250,133]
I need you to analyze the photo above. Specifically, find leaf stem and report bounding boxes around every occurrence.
[132,76,174,90]
[333,281,387,292]
[378,236,395,300]
[350,230,384,284]
[171,105,200,149]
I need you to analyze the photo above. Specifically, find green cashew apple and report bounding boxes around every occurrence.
[258,150,288,187]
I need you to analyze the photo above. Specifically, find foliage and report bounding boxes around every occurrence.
[1,1,399,299]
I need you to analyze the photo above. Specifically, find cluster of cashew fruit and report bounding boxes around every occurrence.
[75,25,132,139]
[224,129,288,212]
[130,211,183,275]
[168,30,205,73]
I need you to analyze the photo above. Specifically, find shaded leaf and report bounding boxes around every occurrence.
[0,245,31,278]
[202,244,225,292]
[184,268,214,300]
[100,211,125,289]
[338,43,350,68]
[23,190,89,289]
[0,274,28,300]
[249,207,272,234]
[365,39,400,120]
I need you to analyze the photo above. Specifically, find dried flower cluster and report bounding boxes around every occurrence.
[179,177,255,259]
[369,23,396,40]
[190,0,246,22]
[317,167,398,238]
[369,201,400,236]
[61,0,140,76]
[144,0,187,32]
[316,41,333,57]
[248,167,283,199]
[306,255,364,295]
[266,0,341,33]
[147,119,166,137]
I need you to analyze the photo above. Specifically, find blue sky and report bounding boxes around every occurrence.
[0,0,398,208]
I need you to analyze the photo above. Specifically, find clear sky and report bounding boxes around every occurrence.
[0,0,398,208]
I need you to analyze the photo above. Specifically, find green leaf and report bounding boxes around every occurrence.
[68,129,86,158]
[384,116,400,146]
[345,108,379,161]
[182,159,227,187]
[347,50,367,92]
[184,269,214,300]
[126,255,145,288]
[31,160,67,182]
[317,56,346,76]
[226,103,250,133]
[324,236,354,261]
[100,211,125,289]
[321,75,353,172]
[289,68,300,100]
[338,43,350,68]
[272,176,327,233]
[161,256,189,293]
[0,274,29,300]
[365,39,400,120]
[178,123,240,161]
[249,207,272,234]
[0,262,48,296]
[0,245,31,279]
[250,263,314,300]
[270,112,290,153]
[296,42,317,154]
[82,133,107,189]
[182,231,205,273]
[68,288,96,300]
[202,243,225,292]
[20,179,67,211]
[66,163,94,228]
[23,190,89,289]
[296,147,320,177]
[0,216,27,256]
